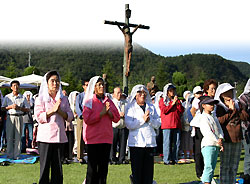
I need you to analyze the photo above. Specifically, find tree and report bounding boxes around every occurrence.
[172,71,188,97]
[61,70,78,94]
[4,61,18,78]
[23,66,40,75]
[172,71,187,86]
[101,60,120,93]
[156,62,169,91]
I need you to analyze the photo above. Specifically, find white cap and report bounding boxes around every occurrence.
[193,86,203,94]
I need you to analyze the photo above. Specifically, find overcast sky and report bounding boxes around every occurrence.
[1,0,250,62]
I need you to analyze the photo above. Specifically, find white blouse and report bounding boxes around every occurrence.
[125,100,161,147]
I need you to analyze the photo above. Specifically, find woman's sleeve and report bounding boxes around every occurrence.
[159,98,174,115]
[215,117,224,139]
[239,102,249,121]
[109,100,120,123]
[216,105,235,125]
[148,105,161,129]
[125,105,145,130]
[34,98,47,124]
[177,101,184,114]
[82,106,101,125]
[64,98,74,122]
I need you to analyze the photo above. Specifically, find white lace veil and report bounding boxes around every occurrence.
[82,76,103,109]
[127,84,151,105]
[38,71,63,102]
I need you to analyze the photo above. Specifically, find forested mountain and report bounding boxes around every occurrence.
[0,42,249,94]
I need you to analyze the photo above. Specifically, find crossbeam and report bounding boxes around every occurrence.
[104,20,150,30]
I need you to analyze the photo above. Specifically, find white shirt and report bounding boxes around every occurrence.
[199,112,224,148]
[2,93,29,115]
[112,98,126,129]
[192,97,200,110]
[125,100,161,147]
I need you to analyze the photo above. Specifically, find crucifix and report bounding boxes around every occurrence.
[104,4,150,95]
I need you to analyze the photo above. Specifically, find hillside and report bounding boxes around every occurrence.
[0,42,249,93]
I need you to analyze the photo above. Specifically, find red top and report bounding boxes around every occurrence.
[82,94,120,144]
[159,98,184,129]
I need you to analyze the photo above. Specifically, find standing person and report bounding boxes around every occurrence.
[1,80,30,160]
[190,86,203,117]
[159,83,184,165]
[0,90,6,152]
[82,76,120,184]
[21,91,34,153]
[215,83,249,184]
[62,90,74,164]
[147,76,159,97]
[190,86,204,179]
[75,80,89,163]
[199,96,224,184]
[154,91,164,156]
[181,91,193,159]
[34,71,73,184]
[68,91,79,156]
[125,85,161,184]
[110,87,129,165]
[239,79,250,180]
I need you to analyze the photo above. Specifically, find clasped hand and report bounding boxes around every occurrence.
[172,96,178,105]
[11,104,19,110]
[143,110,150,122]
[100,102,113,118]
[52,99,62,113]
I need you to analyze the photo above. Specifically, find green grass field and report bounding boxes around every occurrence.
[0,152,245,184]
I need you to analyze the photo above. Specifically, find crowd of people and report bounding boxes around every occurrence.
[0,71,250,184]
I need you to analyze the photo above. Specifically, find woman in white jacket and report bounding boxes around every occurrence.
[125,85,161,184]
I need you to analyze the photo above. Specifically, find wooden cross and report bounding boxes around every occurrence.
[104,4,150,95]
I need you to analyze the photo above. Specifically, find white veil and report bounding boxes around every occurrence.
[38,71,63,102]
[214,83,239,111]
[23,91,34,105]
[127,84,151,104]
[69,91,79,111]
[163,83,176,106]
[82,76,103,109]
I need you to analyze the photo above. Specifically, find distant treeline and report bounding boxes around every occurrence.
[0,42,249,96]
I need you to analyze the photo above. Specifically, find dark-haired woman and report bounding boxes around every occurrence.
[203,79,217,98]
[82,76,120,184]
[34,71,73,184]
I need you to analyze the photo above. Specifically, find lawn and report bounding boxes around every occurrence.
[0,152,245,184]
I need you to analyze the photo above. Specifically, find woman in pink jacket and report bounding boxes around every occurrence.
[82,76,120,184]
[34,71,73,184]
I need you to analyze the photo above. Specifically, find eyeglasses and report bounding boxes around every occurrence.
[137,91,147,96]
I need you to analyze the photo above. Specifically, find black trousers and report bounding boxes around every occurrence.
[156,128,163,155]
[130,147,154,184]
[86,144,111,184]
[193,128,204,178]
[110,127,129,162]
[38,142,63,184]
[64,131,74,160]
